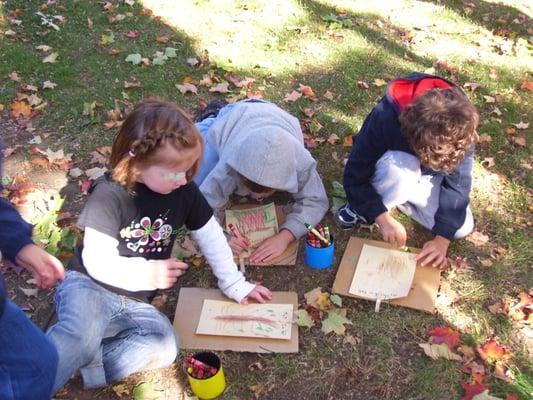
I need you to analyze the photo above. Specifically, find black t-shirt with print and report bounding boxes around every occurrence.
[69,174,213,302]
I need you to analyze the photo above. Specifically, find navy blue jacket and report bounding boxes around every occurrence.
[0,143,34,318]
[343,72,475,239]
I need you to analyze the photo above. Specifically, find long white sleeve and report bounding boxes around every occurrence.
[82,227,157,292]
[190,216,255,303]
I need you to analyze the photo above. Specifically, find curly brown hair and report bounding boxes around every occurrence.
[399,87,479,173]
[109,99,202,190]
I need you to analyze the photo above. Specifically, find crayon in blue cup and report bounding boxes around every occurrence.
[304,223,334,269]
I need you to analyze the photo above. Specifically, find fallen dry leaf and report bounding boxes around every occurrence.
[177,83,198,95]
[428,326,461,349]
[373,78,387,87]
[483,95,496,104]
[510,136,526,147]
[512,121,529,130]
[42,52,59,63]
[481,157,495,168]
[42,80,57,89]
[10,101,32,118]
[209,82,230,93]
[9,71,20,81]
[124,76,142,88]
[466,231,489,246]
[477,339,507,364]
[323,90,334,100]
[327,133,340,145]
[520,81,533,91]
[419,343,462,361]
[299,84,317,101]
[284,90,302,102]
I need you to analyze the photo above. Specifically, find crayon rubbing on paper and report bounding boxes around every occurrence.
[196,300,293,340]
[348,244,416,301]
[225,203,279,249]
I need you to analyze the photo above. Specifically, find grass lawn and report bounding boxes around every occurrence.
[0,0,532,399]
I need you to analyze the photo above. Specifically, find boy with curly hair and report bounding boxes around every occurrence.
[336,72,479,268]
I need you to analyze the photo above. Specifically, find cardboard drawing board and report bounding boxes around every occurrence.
[173,288,299,353]
[348,244,417,301]
[196,300,293,340]
[224,203,298,266]
[333,237,441,313]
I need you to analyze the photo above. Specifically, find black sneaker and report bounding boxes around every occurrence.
[194,99,228,122]
[334,204,366,230]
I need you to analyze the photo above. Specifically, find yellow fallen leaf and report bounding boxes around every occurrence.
[419,343,462,361]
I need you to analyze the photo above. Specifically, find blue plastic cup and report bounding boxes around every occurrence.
[304,236,334,269]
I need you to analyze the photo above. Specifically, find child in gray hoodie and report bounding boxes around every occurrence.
[195,100,329,263]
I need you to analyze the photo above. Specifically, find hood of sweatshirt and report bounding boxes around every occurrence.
[205,101,316,194]
[385,72,456,113]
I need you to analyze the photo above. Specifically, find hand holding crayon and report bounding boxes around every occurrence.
[227,223,250,253]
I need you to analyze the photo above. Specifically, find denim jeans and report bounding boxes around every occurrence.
[0,301,58,400]
[372,150,474,238]
[46,271,178,393]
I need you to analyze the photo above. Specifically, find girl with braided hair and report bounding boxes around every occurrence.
[47,99,271,393]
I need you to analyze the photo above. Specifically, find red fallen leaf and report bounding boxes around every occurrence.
[477,339,507,364]
[305,304,322,322]
[520,81,533,91]
[299,84,317,101]
[428,326,461,349]
[461,373,488,400]
[125,30,140,38]
[505,394,519,400]
[460,382,488,400]
[156,35,169,43]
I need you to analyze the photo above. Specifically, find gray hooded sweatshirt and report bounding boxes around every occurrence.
[199,101,329,239]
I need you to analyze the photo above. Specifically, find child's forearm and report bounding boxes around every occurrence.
[190,216,255,303]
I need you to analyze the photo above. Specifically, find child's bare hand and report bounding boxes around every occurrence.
[149,259,189,289]
[227,235,250,255]
[240,285,273,304]
[375,212,407,248]
[249,230,294,263]
[15,244,65,289]
[416,236,450,269]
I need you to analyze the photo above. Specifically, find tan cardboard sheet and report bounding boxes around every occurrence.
[173,288,299,353]
[225,204,298,266]
[332,237,441,313]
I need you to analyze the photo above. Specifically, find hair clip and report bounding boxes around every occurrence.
[128,150,136,157]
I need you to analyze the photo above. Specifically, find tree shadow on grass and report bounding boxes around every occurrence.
[420,0,532,41]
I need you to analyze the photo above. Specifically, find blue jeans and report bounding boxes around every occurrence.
[46,271,178,393]
[0,301,58,400]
